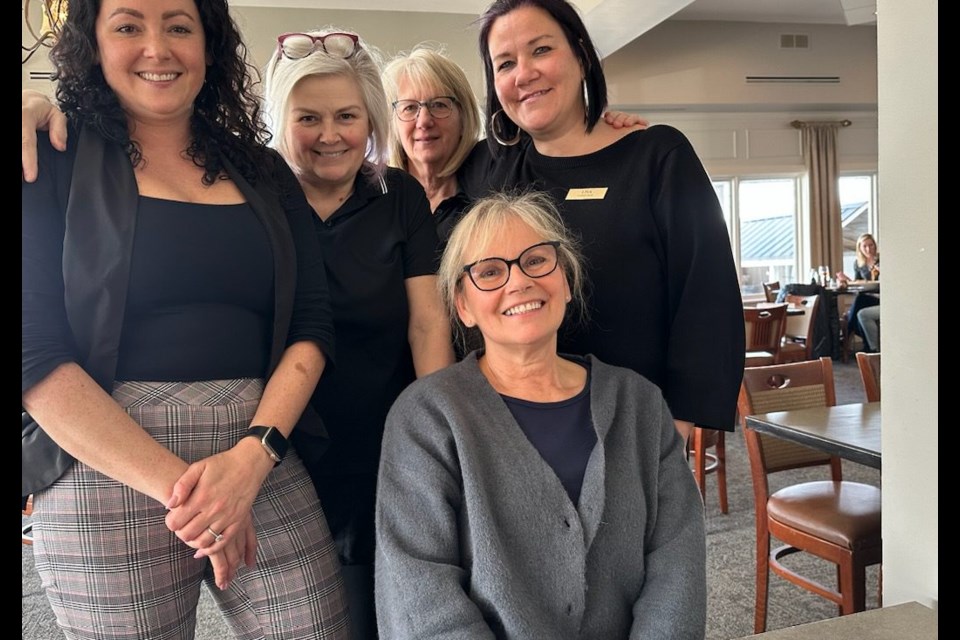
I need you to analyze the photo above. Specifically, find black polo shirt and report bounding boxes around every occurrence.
[309,168,440,476]
[432,188,472,245]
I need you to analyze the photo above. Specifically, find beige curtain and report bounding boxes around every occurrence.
[798,123,844,274]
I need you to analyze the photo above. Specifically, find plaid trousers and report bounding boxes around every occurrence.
[32,379,350,640]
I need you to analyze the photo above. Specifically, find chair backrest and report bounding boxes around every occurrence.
[763,281,781,303]
[744,305,788,355]
[738,357,840,479]
[856,352,881,402]
[782,294,821,358]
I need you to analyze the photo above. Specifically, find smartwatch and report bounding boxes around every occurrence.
[245,426,288,466]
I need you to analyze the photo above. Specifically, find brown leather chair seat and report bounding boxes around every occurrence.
[738,358,883,633]
[768,480,881,548]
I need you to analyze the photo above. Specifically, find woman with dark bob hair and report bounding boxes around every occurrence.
[375,191,707,639]
[460,0,745,443]
[22,1,349,637]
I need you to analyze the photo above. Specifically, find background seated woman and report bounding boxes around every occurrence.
[837,232,881,349]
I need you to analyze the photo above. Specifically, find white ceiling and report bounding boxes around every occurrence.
[228,0,876,58]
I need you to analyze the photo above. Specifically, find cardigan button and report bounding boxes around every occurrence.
[563,518,571,528]
[566,604,573,614]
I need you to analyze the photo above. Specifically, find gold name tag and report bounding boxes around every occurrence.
[565,187,608,201]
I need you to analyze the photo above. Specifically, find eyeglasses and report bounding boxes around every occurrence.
[276,32,360,61]
[462,241,561,292]
[392,97,457,122]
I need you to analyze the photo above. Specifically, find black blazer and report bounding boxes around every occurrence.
[22,125,335,499]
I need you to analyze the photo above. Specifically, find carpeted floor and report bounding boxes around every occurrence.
[22,359,879,640]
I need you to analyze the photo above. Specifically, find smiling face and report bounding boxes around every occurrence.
[859,237,877,258]
[95,0,207,129]
[283,73,370,191]
[486,5,585,142]
[394,76,463,178]
[455,217,570,356]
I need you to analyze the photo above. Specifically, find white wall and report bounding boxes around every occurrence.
[635,110,877,177]
[877,0,938,611]
[230,7,485,97]
[601,20,878,177]
[604,20,877,112]
[21,6,488,99]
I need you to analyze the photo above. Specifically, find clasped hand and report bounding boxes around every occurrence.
[164,443,273,589]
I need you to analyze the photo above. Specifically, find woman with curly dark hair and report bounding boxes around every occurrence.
[21,1,350,637]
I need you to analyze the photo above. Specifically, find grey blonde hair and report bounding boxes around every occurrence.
[263,27,390,183]
[381,44,483,178]
[855,232,879,267]
[439,191,587,352]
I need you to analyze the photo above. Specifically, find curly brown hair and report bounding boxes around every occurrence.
[51,0,273,185]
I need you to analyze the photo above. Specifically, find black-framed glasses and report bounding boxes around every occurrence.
[462,241,561,292]
[392,97,457,122]
[276,32,360,61]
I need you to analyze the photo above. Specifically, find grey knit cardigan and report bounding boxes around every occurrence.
[375,352,706,639]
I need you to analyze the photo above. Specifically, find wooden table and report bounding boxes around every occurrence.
[755,302,805,316]
[736,601,936,639]
[744,402,881,469]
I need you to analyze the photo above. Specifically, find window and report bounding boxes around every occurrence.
[712,176,801,297]
[839,174,879,275]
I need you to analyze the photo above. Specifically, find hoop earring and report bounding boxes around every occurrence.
[489,110,521,146]
[582,79,590,118]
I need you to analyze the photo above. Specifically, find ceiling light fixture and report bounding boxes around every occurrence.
[22,0,69,65]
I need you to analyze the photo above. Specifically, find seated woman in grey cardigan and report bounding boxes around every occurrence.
[374,191,706,640]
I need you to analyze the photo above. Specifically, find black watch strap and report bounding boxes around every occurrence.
[246,426,288,466]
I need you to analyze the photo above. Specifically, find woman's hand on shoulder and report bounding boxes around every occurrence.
[602,110,649,130]
[22,90,67,183]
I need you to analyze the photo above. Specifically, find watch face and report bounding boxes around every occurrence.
[261,436,282,462]
[249,426,287,465]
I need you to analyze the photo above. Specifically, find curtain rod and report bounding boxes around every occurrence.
[790,119,852,128]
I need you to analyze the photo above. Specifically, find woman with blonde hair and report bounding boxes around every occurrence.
[837,232,880,283]
[260,28,454,637]
[381,45,484,241]
[838,232,881,352]
[376,191,706,639]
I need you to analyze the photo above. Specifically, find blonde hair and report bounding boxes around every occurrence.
[855,233,879,267]
[381,44,482,178]
[263,27,389,184]
[439,191,587,353]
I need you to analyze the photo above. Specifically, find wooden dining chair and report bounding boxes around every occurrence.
[688,427,728,514]
[744,304,788,367]
[762,280,782,303]
[856,352,881,402]
[738,357,882,633]
[777,294,820,363]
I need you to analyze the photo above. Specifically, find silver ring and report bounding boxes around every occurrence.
[206,527,224,543]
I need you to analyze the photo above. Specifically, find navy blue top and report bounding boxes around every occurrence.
[854,259,879,281]
[310,168,440,476]
[501,368,596,505]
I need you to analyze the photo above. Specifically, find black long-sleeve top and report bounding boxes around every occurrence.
[461,126,745,431]
[22,129,335,393]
